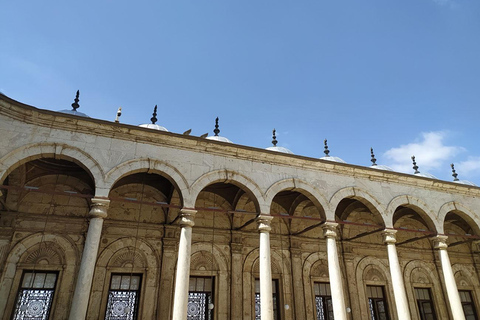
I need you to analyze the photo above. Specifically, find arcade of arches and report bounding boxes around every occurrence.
[1,95,480,320]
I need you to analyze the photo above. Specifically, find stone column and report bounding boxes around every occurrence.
[158,226,179,320]
[257,215,274,320]
[69,198,109,320]
[172,208,197,320]
[230,232,244,319]
[382,229,411,320]
[290,239,306,319]
[432,235,466,320]
[322,222,347,320]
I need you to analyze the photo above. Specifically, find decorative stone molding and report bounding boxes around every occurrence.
[179,208,197,227]
[382,229,397,244]
[322,222,338,239]
[431,235,448,250]
[256,215,273,233]
[89,198,110,219]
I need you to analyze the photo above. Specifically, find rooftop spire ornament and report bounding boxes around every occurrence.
[370,148,377,166]
[451,163,459,181]
[272,129,278,146]
[411,156,420,174]
[213,117,220,136]
[324,139,330,157]
[71,90,80,111]
[150,105,158,124]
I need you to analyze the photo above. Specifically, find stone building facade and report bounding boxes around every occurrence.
[0,93,479,320]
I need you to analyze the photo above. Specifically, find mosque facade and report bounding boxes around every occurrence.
[0,92,479,320]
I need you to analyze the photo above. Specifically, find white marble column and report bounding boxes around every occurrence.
[257,215,274,320]
[172,208,197,320]
[382,229,411,320]
[322,222,347,320]
[432,235,466,320]
[69,197,109,320]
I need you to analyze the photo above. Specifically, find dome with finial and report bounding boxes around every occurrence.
[266,129,293,154]
[139,105,169,131]
[411,156,437,179]
[59,90,89,117]
[319,139,346,163]
[369,148,393,171]
[451,163,477,186]
[206,117,232,143]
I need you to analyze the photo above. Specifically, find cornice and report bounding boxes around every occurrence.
[1,94,479,198]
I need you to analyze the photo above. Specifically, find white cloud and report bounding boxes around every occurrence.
[457,157,480,178]
[383,131,463,173]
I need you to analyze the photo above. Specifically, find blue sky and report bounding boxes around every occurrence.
[1,0,480,184]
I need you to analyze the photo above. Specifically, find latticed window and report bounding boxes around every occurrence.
[415,288,437,320]
[459,290,478,320]
[314,282,333,320]
[367,285,389,320]
[188,277,214,320]
[12,271,58,320]
[105,274,142,320]
[254,279,281,320]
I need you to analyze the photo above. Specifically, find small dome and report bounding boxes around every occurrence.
[411,155,437,179]
[369,148,393,171]
[454,180,477,187]
[371,164,394,171]
[414,172,438,179]
[206,135,232,143]
[320,139,346,163]
[266,146,293,154]
[320,156,347,163]
[450,164,476,186]
[206,117,233,143]
[139,123,169,132]
[265,129,293,154]
[59,109,89,117]
[60,90,89,117]
[139,105,168,132]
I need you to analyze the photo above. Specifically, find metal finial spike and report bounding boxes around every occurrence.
[412,155,420,174]
[272,129,278,146]
[71,90,80,111]
[213,117,220,136]
[451,163,459,181]
[150,105,158,124]
[370,147,377,166]
[115,107,122,123]
[323,139,330,156]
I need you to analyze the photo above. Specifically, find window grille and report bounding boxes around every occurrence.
[314,282,333,320]
[105,274,142,320]
[188,277,214,320]
[12,271,58,320]
[254,279,281,320]
[414,288,437,320]
[366,285,389,320]
[459,290,478,320]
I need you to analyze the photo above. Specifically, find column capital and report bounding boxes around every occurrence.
[431,235,448,249]
[322,222,339,239]
[179,208,197,228]
[89,198,110,218]
[256,215,273,233]
[382,229,397,244]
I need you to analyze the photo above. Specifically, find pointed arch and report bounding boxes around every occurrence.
[385,195,439,231]
[264,178,329,217]
[329,187,385,222]
[437,201,480,235]
[0,142,104,194]
[189,170,265,212]
[104,158,188,205]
